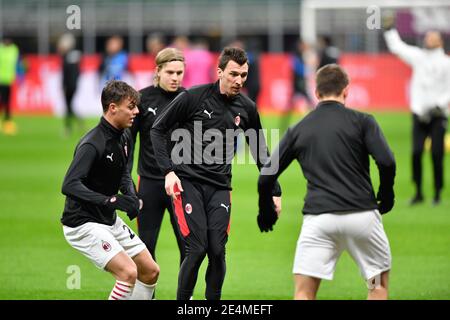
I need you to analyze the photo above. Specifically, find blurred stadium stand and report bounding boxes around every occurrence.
[0,0,449,115]
[1,0,449,54]
[0,0,302,53]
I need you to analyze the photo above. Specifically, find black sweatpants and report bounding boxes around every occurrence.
[64,86,77,130]
[173,179,231,300]
[137,176,186,265]
[0,85,11,120]
[412,114,448,197]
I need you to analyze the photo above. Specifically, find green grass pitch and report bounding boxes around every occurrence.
[0,113,449,300]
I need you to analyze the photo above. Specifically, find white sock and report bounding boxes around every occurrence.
[108,281,134,300]
[130,280,156,300]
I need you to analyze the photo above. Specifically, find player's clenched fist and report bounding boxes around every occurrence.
[105,194,140,220]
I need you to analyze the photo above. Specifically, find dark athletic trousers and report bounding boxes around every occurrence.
[137,176,186,265]
[172,178,231,300]
[0,85,11,120]
[412,114,448,197]
[64,86,76,130]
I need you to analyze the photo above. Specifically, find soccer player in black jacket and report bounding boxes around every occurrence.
[61,80,159,300]
[151,47,282,300]
[129,48,186,265]
[258,64,396,300]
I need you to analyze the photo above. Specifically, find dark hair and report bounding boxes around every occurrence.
[101,80,140,113]
[315,64,349,98]
[218,47,248,70]
[321,35,333,46]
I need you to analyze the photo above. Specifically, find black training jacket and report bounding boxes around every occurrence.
[151,81,281,195]
[129,85,182,180]
[259,100,395,214]
[61,117,136,227]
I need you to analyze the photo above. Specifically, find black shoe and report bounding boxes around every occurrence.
[433,195,441,206]
[410,194,424,205]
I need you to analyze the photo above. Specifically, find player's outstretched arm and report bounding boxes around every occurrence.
[383,28,422,66]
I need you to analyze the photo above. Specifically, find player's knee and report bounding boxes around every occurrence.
[431,149,443,158]
[117,265,138,284]
[187,247,207,263]
[412,148,423,157]
[207,244,225,262]
[140,262,160,284]
[150,262,160,281]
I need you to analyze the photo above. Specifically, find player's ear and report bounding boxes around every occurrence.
[314,89,321,101]
[156,65,162,77]
[342,86,350,99]
[109,103,118,114]
[217,67,223,80]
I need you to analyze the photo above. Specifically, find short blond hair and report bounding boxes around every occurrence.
[154,48,185,86]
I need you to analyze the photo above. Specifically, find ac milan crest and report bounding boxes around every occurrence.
[102,240,112,252]
[185,203,192,214]
[234,115,241,126]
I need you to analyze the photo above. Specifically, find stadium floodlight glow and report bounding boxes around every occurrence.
[300,0,450,44]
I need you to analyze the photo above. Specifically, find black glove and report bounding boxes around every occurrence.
[105,194,140,220]
[377,188,395,214]
[272,181,282,197]
[257,197,278,232]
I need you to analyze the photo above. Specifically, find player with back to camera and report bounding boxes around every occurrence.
[258,64,396,300]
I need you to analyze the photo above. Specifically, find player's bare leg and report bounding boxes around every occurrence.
[294,274,321,300]
[106,251,138,282]
[367,271,389,300]
[130,248,160,299]
[133,248,160,284]
[105,251,138,300]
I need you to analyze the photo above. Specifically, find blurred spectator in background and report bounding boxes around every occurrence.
[280,39,314,134]
[181,37,213,88]
[317,35,340,69]
[0,37,19,135]
[292,40,314,109]
[228,38,261,103]
[172,35,190,52]
[137,33,167,89]
[280,39,315,133]
[384,17,450,206]
[57,33,82,136]
[146,33,166,59]
[99,36,128,85]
